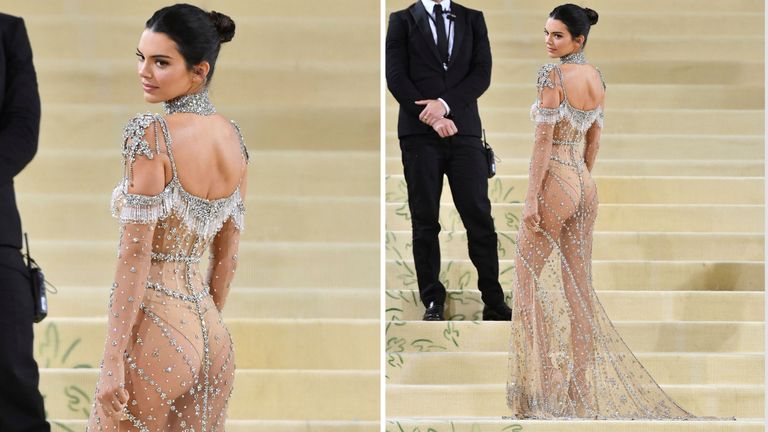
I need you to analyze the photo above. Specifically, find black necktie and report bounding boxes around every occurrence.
[433,3,449,65]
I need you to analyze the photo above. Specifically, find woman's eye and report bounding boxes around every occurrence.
[155,60,167,67]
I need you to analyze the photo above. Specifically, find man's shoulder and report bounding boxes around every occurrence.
[0,13,22,26]
[452,2,484,17]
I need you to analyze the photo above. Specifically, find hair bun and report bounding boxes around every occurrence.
[209,10,235,43]
[583,7,599,25]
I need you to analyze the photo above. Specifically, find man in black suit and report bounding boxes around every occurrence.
[386,0,511,321]
[0,12,49,432]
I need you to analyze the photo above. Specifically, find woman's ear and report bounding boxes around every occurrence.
[193,61,211,81]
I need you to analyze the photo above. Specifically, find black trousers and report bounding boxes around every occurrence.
[400,134,504,307]
[0,247,49,432]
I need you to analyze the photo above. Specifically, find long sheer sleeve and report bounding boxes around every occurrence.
[583,115,602,172]
[207,131,248,312]
[91,114,166,429]
[526,65,561,203]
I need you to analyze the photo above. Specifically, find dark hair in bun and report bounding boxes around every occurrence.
[146,3,236,83]
[549,4,599,47]
[209,10,236,43]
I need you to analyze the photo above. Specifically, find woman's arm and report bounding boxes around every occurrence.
[523,66,561,229]
[207,165,247,311]
[94,115,166,423]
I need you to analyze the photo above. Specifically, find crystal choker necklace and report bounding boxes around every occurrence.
[163,89,216,115]
[560,51,587,65]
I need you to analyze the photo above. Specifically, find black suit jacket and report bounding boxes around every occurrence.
[386,1,491,139]
[0,14,40,249]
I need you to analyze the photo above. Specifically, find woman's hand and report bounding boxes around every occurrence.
[522,197,541,232]
[95,360,129,422]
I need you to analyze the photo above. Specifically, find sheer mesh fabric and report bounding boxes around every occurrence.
[506,64,694,419]
[88,113,248,431]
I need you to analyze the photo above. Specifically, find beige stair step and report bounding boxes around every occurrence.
[385,175,765,205]
[38,60,377,107]
[34,318,377,369]
[386,0,764,13]
[385,321,763,353]
[386,134,764,160]
[385,158,765,177]
[385,384,763,419]
[479,84,764,110]
[40,368,379,420]
[50,287,378,319]
[386,260,763,292]
[386,231,764,261]
[489,59,764,85]
[386,418,765,432]
[51,419,379,432]
[386,290,764,322]
[33,240,378,288]
[19,150,378,197]
[386,108,764,136]
[38,104,378,152]
[482,12,764,38]
[24,16,377,62]
[386,352,764,386]
[386,203,765,233]
[18,194,378,243]
[5,0,374,17]
[489,36,763,62]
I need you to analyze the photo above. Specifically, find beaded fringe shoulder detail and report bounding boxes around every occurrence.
[112,112,247,236]
[532,63,605,131]
[111,179,246,236]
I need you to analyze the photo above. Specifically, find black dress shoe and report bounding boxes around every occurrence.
[423,301,445,321]
[483,303,512,321]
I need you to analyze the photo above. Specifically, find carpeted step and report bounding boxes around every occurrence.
[32,240,378,288]
[19,194,378,243]
[385,418,764,432]
[39,104,377,152]
[385,384,763,419]
[385,321,763,353]
[481,84,764,110]
[487,59,765,85]
[40,368,379,420]
[482,11,764,38]
[50,419,380,432]
[23,16,377,62]
[386,231,764,261]
[386,158,765,177]
[385,134,764,160]
[34,318,377,370]
[387,107,765,136]
[49,287,378,319]
[19,150,378,197]
[385,290,764,322]
[385,0,764,13]
[37,60,378,107]
[385,203,764,233]
[385,260,763,292]
[386,175,765,205]
[386,352,764,386]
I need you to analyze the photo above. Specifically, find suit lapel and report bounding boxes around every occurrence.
[409,2,443,68]
[449,3,465,67]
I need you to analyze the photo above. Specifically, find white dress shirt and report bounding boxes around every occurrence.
[420,0,454,115]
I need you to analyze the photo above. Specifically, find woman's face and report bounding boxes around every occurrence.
[136,30,202,103]
[544,18,582,58]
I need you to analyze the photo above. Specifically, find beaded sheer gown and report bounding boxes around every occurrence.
[87,90,249,431]
[506,54,694,419]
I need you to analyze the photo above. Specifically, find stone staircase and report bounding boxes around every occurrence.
[385,0,764,431]
[4,0,379,430]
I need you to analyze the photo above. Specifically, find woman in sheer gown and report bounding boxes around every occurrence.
[506,4,695,419]
[87,5,248,431]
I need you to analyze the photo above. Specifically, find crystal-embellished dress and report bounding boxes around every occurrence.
[506,62,695,419]
[87,97,248,431]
